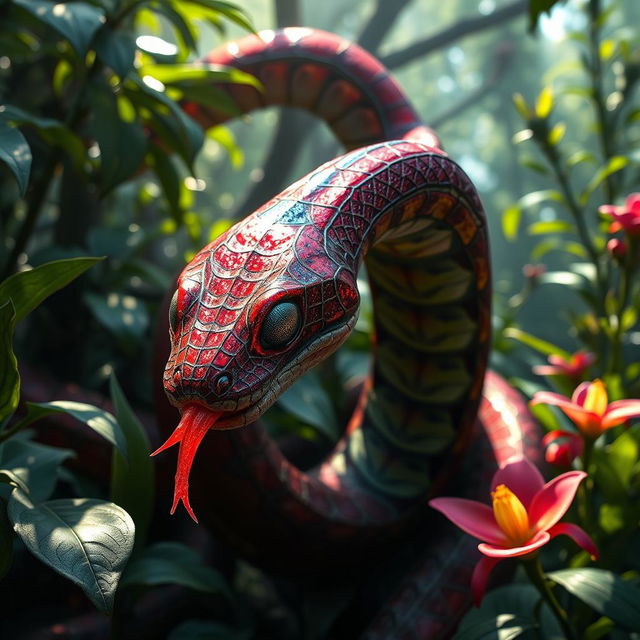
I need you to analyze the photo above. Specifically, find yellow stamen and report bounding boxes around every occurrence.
[491,484,531,546]
[583,379,608,416]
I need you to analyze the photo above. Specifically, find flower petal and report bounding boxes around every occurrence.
[478,531,550,558]
[531,391,601,436]
[542,429,575,446]
[571,381,592,405]
[532,365,565,377]
[528,471,586,533]
[547,522,598,560]
[491,457,544,509]
[602,400,640,429]
[429,497,507,545]
[471,555,501,606]
[582,380,608,416]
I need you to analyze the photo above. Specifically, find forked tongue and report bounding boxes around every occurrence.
[151,404,222,523]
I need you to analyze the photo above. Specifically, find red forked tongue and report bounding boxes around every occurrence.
[150,404,222,523]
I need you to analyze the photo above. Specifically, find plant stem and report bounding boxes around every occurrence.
[1,153,59,280]
[587,0,616,203]
[523,556,577,640]
[578,437,596,532]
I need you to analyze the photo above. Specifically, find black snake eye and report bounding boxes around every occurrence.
[214,373,232,396]
[260,301,301,350]
[168,290,179,332]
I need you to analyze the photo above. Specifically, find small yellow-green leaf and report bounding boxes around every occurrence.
[535,86,554,118]
[502,205,521,241]
[512,92,531,119]
[548,122,566,145]
[600,39,615,61]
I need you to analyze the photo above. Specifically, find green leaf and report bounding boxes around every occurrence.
[88,84,147,193]
[23,401,128,461]
[548,122,566,145]
[8,489,134,613]
[0,122,31,195]
[455,584,563,639]
[148,147,183,221]
[84,291,149,341]
[527,220,576,235]
[0,301,19,424]
[502,205,521,241]
[120,541,232,596]
[0,257,102,323]
[518,189,565,209]
[502,328,571,360]
[93,27,136,79]
[126,76,204,170]
[13,0,106,56]
[1,105,86,169]
[277,370,339,441]
[154,2,198,56]
[181,0,255,33]
[109,375,154,554]
[141,63,261,90]
[535,86,554,118]
[580,156,629,205]
[0,439,74,501]
[549,568,640,631]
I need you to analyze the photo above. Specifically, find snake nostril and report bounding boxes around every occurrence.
[173,366,182,385]
[214,373,232,396]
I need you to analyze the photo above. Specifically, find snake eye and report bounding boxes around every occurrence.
[168,290,179,332]
[260,301,301,350]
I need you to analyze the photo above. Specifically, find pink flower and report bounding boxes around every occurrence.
[599,193,640,235]
[522,263,546,280]
[542,430,583,467]
[531,379,640,439]
[607,237,627,259]
[533,351,595,379]
[429,458,597,605]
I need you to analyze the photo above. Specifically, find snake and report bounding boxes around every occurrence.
[152,27,541,638]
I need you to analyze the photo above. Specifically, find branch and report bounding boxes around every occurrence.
[381,0,527,69]
[430,41,515,129]
[357,0,412,55]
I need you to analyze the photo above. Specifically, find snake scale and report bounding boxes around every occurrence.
[153,27,541,638]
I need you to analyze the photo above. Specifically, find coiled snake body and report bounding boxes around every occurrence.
[154,28,540,638]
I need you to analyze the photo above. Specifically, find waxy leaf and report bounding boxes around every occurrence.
[93,28,136,79]
[549,568,640,631]
[182,0,255,33]
[8,489,134,613]
[109,375,154,553]
[0,257,102,323]
[13,0,106,56]
[23,401,128,462]
[456,584,563,639]
[0,301,19,424]
[0,122,31,195]
[120,541,232,596]
[0,439,74,501]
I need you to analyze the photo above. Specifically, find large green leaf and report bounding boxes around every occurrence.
[13,0,106,56]
[1,105,86,169]
[8,489,134,613]
[22,401,128,461]
[88,84,147,193]
[109,375,154,553]
[0,257,102,323]
[140,63,261,90]
[120,541,232,596]
[0,301,19,424]
[502,328,571,360]
[277,370,339,441]
[180,0,255,33]
[0,438,74,501]
[454,584,563,639]
[93,27,136,79]
[0,122,31,195]
[549,568,640,631]
[125,76,204,170]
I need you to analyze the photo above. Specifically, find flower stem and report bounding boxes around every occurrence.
[523,556,576,640]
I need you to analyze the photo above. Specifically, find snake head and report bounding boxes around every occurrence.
[162,221,360,430]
